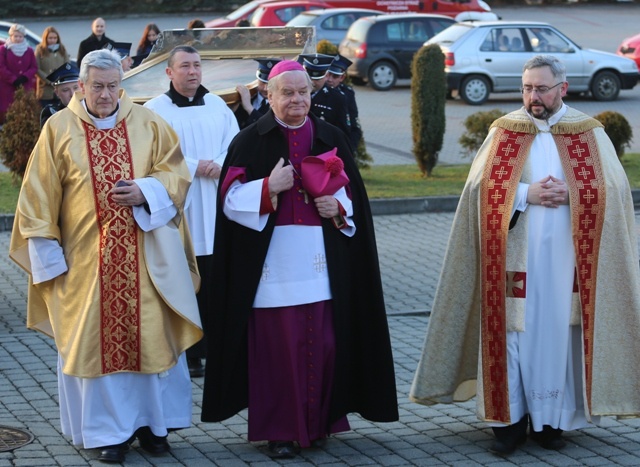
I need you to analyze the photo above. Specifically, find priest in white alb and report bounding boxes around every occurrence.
[410,55,640,455]
[145,45,239,378]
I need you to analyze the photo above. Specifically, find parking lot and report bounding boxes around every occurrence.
[16,4,640,167]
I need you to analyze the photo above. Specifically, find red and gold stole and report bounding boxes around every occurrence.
[479,128,604,423]
[84,120,141,374]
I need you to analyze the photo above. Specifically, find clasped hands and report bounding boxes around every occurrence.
[196,160,222,179]
[268,157,339,218]
[527,175,569,208]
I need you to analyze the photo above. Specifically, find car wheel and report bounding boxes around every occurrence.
[590,70,621,101]
[460,75,490,105]
[368,61,397,91]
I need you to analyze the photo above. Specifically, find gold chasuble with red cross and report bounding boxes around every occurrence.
[410,107,640,422]
[10,91,203,378]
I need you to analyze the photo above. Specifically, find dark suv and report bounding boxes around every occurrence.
[338,13,455,90]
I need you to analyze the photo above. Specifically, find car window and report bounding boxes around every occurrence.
[525,27,573,53]
[426,22,473,45]
[322,13,357,31]
[276,7,307,23]
[480,28,525,52]
[227,0,262,20]
[385,22,403,42]
[429,18,456,37]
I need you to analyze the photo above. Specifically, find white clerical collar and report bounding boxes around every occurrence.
[274,115,308,129]
[526,103,567,132]
[82,100,120,130]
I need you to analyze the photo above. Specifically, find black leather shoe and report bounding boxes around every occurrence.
[187,358,205,378]
[489,414,528,455]
[311,438,327,448]
[530,425,566,450]
[135,426,170,455]
[97,443,128,463]
[267,441,298,459]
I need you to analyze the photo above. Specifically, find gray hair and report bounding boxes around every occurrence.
[167,45,200,68]
[267,70,312,94]
[8,24,26,36]
[79,49,124,82]
[523,55,566,82]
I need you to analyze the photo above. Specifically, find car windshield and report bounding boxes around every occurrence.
[426,23,473,45]
[345,18,373,42]
[227,0,262,20]
[287,12,317,26]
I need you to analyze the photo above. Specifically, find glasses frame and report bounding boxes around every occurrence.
[520,82,564,95]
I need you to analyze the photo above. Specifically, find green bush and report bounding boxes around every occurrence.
[459,109,506,156]
[593,111,633,159]
[0,88,41,181]
[411,44,446,176]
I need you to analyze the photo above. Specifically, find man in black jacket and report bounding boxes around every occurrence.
[77,18,116,68]
[325,54,363,150]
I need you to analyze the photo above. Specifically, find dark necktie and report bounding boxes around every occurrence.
[258,99,269,113]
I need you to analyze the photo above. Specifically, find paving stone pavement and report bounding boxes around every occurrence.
[1,211,640,466]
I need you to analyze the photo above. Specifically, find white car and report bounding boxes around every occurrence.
[425,20,640,105]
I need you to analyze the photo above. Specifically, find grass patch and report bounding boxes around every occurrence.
[0,172,20,214]
[1,153,639,213]
[360,163,471,198]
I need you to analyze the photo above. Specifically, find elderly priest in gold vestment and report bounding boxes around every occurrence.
[10,49,202,464]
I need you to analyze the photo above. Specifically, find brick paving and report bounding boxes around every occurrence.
[1,210,640,466]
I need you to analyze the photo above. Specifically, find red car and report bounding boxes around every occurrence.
[207,0,492,28]
[618,32,640,68]
[205,0,276,27]
[250,0,332,27]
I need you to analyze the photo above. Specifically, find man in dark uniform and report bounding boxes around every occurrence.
[234,58,281,129]
[298,53,352,146]
[40,62,80,128]
[325,54,362,150]
[76,17,116,68]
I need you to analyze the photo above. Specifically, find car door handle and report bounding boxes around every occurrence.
[485,58,492,62]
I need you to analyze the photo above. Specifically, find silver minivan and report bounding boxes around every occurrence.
[425,20,640,105]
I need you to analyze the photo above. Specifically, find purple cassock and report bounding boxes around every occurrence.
[230,118,350,446]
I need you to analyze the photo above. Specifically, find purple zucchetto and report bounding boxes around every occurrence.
[267,60,305,80]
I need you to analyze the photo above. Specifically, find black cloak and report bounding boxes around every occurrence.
[201,111,398,426]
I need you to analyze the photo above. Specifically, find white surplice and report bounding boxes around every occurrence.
[144,93,240,256]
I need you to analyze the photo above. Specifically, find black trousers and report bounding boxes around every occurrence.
[186,254,212,360]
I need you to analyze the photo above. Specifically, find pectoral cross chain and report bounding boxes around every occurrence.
[298,188,309,204]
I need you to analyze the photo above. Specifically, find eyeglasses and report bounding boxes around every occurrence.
[520,82,563,95]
